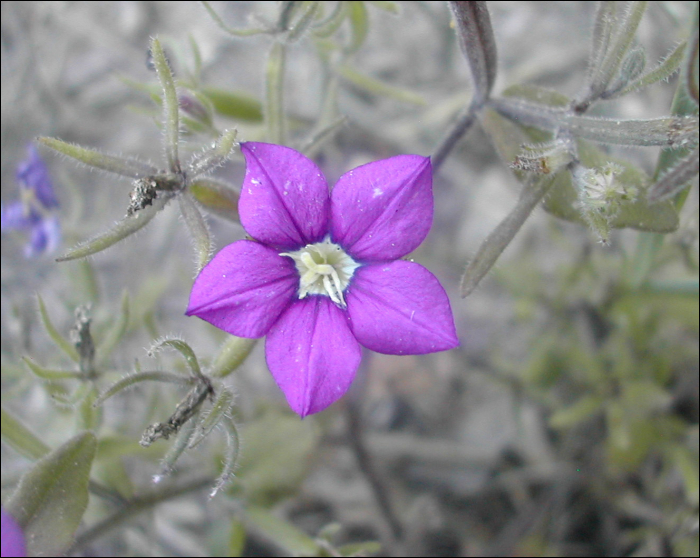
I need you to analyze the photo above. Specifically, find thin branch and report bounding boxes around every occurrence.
[346,390,403,541]
[431,99,480,173]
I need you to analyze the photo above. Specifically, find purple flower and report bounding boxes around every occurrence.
[187,143,458,417]
[1,507,26,558]
[1,145,61,257]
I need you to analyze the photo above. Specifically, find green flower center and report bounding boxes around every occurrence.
[280,237,360,307]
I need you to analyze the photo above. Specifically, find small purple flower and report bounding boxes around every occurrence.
[1,144,61,257]
[187,143,458,417]
[1,507,26,558]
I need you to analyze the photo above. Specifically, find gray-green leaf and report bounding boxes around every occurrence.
[5,432,97,557]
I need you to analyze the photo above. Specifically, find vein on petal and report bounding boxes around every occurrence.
[247,148,311,247]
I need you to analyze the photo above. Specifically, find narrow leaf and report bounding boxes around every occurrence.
[93,371,192,407]
[336,64,425,105]
[186,128,238,177]
[5,432,97,557]
[300,115,348,158]
[448,1,498,102]
[200,1,269,37]
[37,294,79,363]
[0,408,50,460]
[492,96,698,148]
[149,338,204,378]
[22,357,83,380]
[608,41,686,99]
[460,174,556,297]
[153,416,198,482]
[178,193,213,273]
[312,1,348,38]
[550,395,605,429]
[589,1,648,101]
[587,2,618,84]
[686,15,699,105]
[189,387,235,449]
[56,193,173,262]
[265,42,287,144]
[347,1,369,53]
[648,147,699,202]
[367,1,400,15]
[228,519,247,557]
[36,137,158,179]
[286,1,321,43]
[210,415,241,497]
[151,37,181,173]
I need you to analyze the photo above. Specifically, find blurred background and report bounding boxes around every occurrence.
[1,2,698,556]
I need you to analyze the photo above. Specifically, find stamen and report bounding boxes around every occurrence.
[280,237,360,307]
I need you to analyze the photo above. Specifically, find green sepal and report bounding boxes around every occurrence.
[210,336,257,378]
[200,87,264,122]
[189,178,240,222]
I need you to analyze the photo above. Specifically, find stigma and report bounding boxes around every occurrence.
[280,237,360,307]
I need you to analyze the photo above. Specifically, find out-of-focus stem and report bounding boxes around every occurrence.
[265,42,287,144]
[71,476,214,551]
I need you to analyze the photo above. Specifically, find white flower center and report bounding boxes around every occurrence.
[280,237,360,307]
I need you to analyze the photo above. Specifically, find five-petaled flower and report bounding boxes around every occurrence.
[187,143,458,417]
[1,145,60,258]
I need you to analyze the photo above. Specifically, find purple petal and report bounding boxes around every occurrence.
[239,143,330,251]
[25,215,61,258]
[266,296,361,417]
[17,145,58,209]
[1,202,35,231]
[1,507,26,558]
[331,155,433,261]
[346,261,459,355]
[186,239,298,338]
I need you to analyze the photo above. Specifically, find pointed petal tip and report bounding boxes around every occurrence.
[331,154,434,261]
[266,297,361,418]
[239,142,330,250]
[186,240,298,338]
[347,261,459,355]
